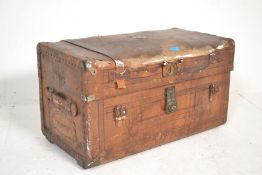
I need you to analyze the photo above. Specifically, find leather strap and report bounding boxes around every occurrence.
[63,39,125,70]
[63,39,126,88]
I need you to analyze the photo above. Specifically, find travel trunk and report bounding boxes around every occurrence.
[37,28,235,168]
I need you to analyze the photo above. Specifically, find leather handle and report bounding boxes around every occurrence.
[46,87,78,117]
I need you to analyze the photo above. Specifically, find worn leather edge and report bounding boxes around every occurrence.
[37,43,47,137]
[37,43,98,169]
[98,116,227,166]
[96,70,231,165]
[42,129,96,169]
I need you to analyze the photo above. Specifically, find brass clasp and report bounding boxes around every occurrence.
[114,105,128,127]
[162,59,183,77]
[209,83,219,101]
[165,86,177,113]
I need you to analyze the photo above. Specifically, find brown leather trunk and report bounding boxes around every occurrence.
[37,28,235,169]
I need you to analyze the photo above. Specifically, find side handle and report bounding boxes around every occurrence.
[46,87,78,117]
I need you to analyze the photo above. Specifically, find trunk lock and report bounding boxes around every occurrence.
[114,105,128,127]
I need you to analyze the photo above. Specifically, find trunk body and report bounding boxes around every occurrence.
[37,28,235,168]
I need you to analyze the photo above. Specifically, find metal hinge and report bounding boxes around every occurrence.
[81,94,96,103]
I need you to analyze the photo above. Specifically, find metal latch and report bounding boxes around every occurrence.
[209,83,219,101]
[114,105,127,127]
[165,86,177,113]
[162,59,183,77]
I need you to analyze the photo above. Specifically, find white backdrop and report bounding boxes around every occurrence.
[0,0,262,174]
[1,0,262,106]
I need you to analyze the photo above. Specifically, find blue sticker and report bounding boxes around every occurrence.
[169,46,180,52]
